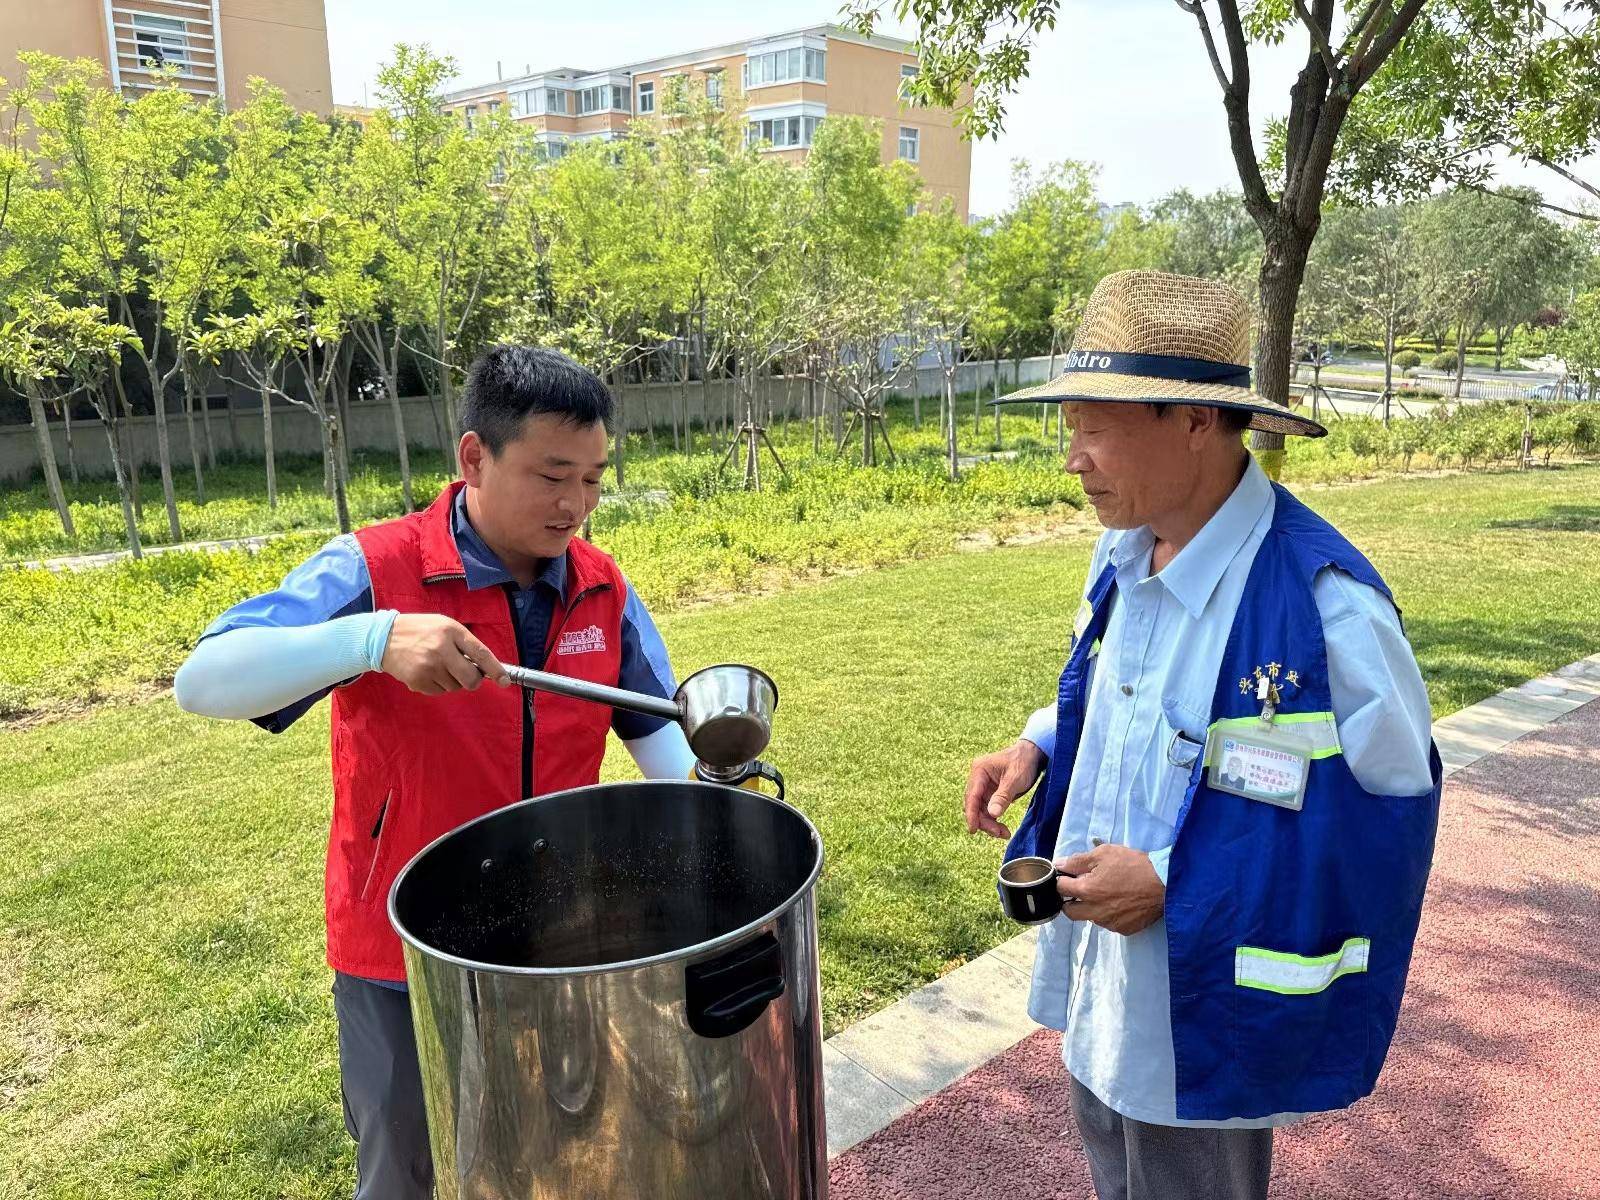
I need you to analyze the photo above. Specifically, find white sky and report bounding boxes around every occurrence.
[324,0,1599,218]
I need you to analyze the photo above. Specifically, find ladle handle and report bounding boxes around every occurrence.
[503,663,682,723]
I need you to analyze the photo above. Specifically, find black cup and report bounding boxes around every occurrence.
[998,855,1063,925]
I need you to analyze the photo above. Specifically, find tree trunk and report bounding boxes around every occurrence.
[200,379,217,470]
[98,409,141,558]
[1453,323,1467,400]
[387,333,415,512]
[438,338,458,454]
[334,343,354,483]
[1382,319,1396,428]
[1249,234,1314,480]
[225,388,239,453]
[63,397,79,484]
[149,368,182,542]
[641,373,658,452]
[810,373,820,456]
[675,335,687,454]
[1494,327,1506,373]
[612,373,626,488]
[945,372,958,480]
[913,381,922,431]
[862,398,873,467]
[112,369,141,519]
[26,386,75,538]
[261,382,278,509]
[184,376,206,506]
[324,416,352,534]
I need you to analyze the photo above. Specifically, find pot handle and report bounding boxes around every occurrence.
[685,932,786,1039]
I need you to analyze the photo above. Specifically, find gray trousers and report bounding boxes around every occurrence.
[1070,1077,1273,1200]
[332,972,435,1200]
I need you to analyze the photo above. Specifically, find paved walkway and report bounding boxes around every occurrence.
[823,656,1600,1198]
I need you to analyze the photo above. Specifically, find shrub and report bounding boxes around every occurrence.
[1431,351,1459,372]
[1394,351,1422,370]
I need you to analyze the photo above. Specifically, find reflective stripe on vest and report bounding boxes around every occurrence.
[1235,936,1370,995]
[1202,711,1342,763]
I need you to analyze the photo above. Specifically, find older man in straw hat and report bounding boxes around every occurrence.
[965,271,1440,1199]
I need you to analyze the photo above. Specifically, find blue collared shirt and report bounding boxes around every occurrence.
[1018,457,1433,1127]
[200,489,677,740]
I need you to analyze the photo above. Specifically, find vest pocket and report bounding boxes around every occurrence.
[1230,936,1370,1093]
[358,788,396,904]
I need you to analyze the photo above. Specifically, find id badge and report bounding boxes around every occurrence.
[1204,722,1312,811]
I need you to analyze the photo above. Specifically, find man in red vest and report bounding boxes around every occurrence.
[176,346,697,1199]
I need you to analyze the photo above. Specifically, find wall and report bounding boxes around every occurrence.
[0,357,1061,484]
[0,0,109,85]
[824,36,970,221]
[220,0,333,114]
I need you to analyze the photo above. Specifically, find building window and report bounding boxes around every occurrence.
[742,47,826,89]
[131,13,190,69]
[485,99,501,116]
[547,88,567,114]
[578,85,629,115]
[463,104,477,129]
[898,126,920,162]
[544,139,567,160]
[746,115,821,150]
[509,89,534,117]
[637,81,654,114]
[900,64,920,102]
[705,72,723,107]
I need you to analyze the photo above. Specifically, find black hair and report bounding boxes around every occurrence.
[459,346,613,454]
[1151,401,1255,436]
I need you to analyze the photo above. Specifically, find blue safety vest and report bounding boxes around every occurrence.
[1008,484,1441,1120]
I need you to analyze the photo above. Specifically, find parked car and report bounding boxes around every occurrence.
[1530,382,1564,401]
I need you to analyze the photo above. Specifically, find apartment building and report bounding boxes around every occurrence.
[440,23,971,219]
[0,0,334,114]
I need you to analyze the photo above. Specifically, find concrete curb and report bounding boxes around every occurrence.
[820,651,1600,1158]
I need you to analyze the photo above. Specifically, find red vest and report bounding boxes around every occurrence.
[326,481,628,981]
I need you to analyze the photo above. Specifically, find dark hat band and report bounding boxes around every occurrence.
[1061,350,1251,389]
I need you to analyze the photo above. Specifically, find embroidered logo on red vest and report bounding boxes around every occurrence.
[556,624,607,656]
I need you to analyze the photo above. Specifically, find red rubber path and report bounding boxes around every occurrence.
[830,699,1600,1199]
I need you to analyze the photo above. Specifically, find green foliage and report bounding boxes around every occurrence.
[1396,350,1422,369]
[1431,351,1460,372]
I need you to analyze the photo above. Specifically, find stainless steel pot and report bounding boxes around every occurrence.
[501,662,778,771]
[388,780,827,1199]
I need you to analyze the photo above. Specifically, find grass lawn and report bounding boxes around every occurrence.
[3,465,1599,1196]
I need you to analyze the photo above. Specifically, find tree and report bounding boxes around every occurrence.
[526,138,674,487]
[1466,189,1576,371]
[0,64,74,537]
[18,54,157,549]
[1149,187,1261,286]
[869,1,1439,479]
[902,200,978,476]
[1327,3,1600,221]
[1551,290,1600,401]
[800,117,922,466]
[220,115,376,534]
[364,45,516,458]
[1302,204,1420,411]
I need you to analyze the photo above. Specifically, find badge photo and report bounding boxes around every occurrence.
[1204,725,1312,811]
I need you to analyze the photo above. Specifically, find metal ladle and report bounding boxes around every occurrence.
[501,661,779,775]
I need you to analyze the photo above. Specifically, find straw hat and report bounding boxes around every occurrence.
[996,270,1326,438]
